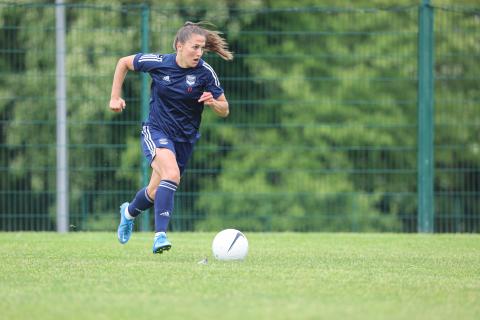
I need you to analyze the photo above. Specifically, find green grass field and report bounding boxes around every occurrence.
[1,232,479,320]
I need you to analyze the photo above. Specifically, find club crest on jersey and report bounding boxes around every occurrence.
[186,75,196,86]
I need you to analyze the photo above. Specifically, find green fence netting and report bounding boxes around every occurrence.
[0,3,478,232]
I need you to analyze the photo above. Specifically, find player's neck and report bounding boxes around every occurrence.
[175,54,189,69]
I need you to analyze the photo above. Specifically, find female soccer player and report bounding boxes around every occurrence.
[109,21,233,253]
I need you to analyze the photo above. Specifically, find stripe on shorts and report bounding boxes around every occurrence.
[142,126,156,157]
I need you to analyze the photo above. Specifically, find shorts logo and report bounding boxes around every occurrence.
[162,75,170,82]
[186,75,196,86]
[158,138,169,145]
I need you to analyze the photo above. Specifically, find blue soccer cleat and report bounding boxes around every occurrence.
[117,202,134,244]
[152,232,172,254]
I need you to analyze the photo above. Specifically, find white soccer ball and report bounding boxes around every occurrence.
[212,229,248,261]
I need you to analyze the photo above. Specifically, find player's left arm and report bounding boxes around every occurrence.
[198,93,229,118]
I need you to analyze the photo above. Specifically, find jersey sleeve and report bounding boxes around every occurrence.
[133,53,163,72]
[202,62,224,99]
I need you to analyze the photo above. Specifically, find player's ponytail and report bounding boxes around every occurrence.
[173,21,234,61]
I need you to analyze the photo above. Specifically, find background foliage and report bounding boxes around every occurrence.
[0,0,479,232]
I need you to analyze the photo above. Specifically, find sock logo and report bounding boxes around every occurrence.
[159,211,170,217]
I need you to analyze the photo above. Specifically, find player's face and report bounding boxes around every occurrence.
[177,34,206,68]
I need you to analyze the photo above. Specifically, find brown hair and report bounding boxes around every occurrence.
[173,21,233,61]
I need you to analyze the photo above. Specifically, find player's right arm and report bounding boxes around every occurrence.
[109,55,135,113]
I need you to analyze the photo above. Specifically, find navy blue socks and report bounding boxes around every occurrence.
[125,181,178,232]
[154,180,178,232]
[128,187,154,217]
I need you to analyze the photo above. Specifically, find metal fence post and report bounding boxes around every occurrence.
[417,0,435,233]
[140,4,150,231]
[56,0,68,233]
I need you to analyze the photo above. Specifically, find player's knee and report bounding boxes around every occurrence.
[162,169,180,184]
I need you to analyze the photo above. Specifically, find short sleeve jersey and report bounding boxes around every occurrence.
[133,53,224,142]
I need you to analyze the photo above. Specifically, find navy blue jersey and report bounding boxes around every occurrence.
[133,53,224,142]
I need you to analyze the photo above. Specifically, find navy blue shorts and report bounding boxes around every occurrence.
[141,125,195,176]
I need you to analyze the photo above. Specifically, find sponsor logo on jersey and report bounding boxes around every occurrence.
[186,75,196,86]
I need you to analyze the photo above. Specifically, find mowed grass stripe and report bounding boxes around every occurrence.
[0,233,479,320]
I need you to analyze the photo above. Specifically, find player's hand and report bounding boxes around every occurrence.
[109,97,126,112]
[198,92,215,106]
